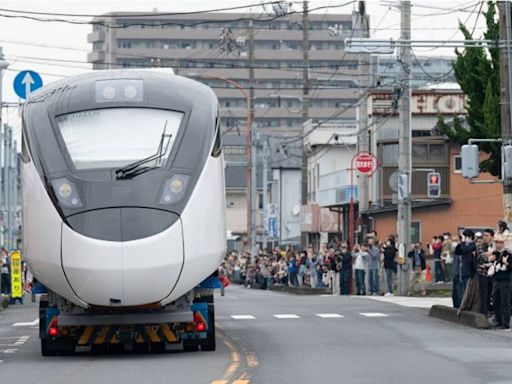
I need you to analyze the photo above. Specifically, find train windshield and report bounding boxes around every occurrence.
[56,108,183,170]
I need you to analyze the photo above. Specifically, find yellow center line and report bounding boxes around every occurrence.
[222,339,241,380]
[212,326,257,384]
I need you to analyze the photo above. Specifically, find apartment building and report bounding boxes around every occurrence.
[87,9,365,244]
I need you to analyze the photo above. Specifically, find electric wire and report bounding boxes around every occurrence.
[0,2,358,29]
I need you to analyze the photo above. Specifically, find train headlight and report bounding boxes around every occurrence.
[51,178,83,208]
[95,79,144,103]
[159,174,190,205]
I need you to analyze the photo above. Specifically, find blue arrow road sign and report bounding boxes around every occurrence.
[13,70,43,100]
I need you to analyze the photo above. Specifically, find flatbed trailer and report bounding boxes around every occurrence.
[38,276,221,355]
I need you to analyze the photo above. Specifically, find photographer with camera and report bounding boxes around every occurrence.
[488,235,512,330]
[407,242,427,296]
[353,243,369,296]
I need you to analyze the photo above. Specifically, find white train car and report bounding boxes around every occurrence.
[21,70,226,355]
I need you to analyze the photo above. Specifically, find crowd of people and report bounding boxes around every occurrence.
[221,231,400,297]
[448,220,512,330]
[222,220,512,330]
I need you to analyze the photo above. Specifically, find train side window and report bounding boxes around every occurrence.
[211,116,222,158]
[21,132,31,163]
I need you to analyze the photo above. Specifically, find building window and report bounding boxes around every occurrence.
[411,221,421,244]
[412,144,428,162]
[382,144,398,165]
[430,144,447,162]
[454,155,462,174]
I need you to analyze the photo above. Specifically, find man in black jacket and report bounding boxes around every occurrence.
[459,229,477,291]
[339,242,352,295]
[383,237,397,296]
[490,235,512,330]
[476,229,494,315]
[407,243,426,296]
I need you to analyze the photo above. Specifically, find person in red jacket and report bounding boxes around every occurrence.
[432,236,444,283]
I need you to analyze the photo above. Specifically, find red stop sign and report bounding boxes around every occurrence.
[354,152,377,175]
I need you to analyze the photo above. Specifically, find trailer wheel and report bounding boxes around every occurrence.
[201,304,216,351]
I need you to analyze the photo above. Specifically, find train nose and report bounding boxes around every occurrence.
[61,209,183,306]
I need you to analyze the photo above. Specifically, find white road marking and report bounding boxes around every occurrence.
[230,315,256,320]
[3,349,17,354]
[360,312,389,317]
[360,296,452,309]
[18,336,30,340]
[14,341,25,345]
[316,313,344,318]
[274,314,300,319]
[13,319,39,327]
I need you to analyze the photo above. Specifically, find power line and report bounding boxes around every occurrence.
[0,2,358,29]
[412,0,482,53]
[0,2,283,18]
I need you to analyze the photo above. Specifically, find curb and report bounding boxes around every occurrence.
[269,285,332,295]
[429,305,489,329]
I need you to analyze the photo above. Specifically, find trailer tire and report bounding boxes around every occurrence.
[201,304,216,351]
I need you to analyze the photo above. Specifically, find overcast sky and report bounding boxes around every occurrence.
[0,0,489,135]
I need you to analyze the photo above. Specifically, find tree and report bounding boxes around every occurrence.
[437,1,501,176]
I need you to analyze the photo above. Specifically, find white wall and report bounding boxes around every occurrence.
[225,190,247,233]
[276,169,301,243]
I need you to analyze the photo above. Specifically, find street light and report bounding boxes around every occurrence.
[188,72,253,253]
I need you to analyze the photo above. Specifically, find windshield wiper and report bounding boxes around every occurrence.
[115,121,172,180]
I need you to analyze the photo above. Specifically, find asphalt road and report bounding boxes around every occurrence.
[2,287,512,384]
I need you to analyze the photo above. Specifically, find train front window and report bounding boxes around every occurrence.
[55,108,183,170]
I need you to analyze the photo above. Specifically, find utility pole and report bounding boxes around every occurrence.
[248,19,257,259]
[499,1,512,223]
[251,128,258,256]
[262,139,269,250]
[396,0,412,296]
[355,2,370,243]
[11,140,17,249]
[300,0,309,247]
[0,48,8,250]
[3,124,8,249]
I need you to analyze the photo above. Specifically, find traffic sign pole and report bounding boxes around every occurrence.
[350,152,378,247]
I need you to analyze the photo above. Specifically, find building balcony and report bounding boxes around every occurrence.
[304,121,358,147]
[317,170,358,207]
[87,51,105,63]
[87,31,105,43]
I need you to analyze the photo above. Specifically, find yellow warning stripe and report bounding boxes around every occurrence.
[110,334,120,344]
[94,326,109,345]
[78,323,179,345]
[135,333,145,343]
[159,323,177,342]
[78,326,94,345]
[145,325,161,343]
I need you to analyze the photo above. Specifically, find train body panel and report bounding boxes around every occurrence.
[161,152,225,306]
[22,160,87,308]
